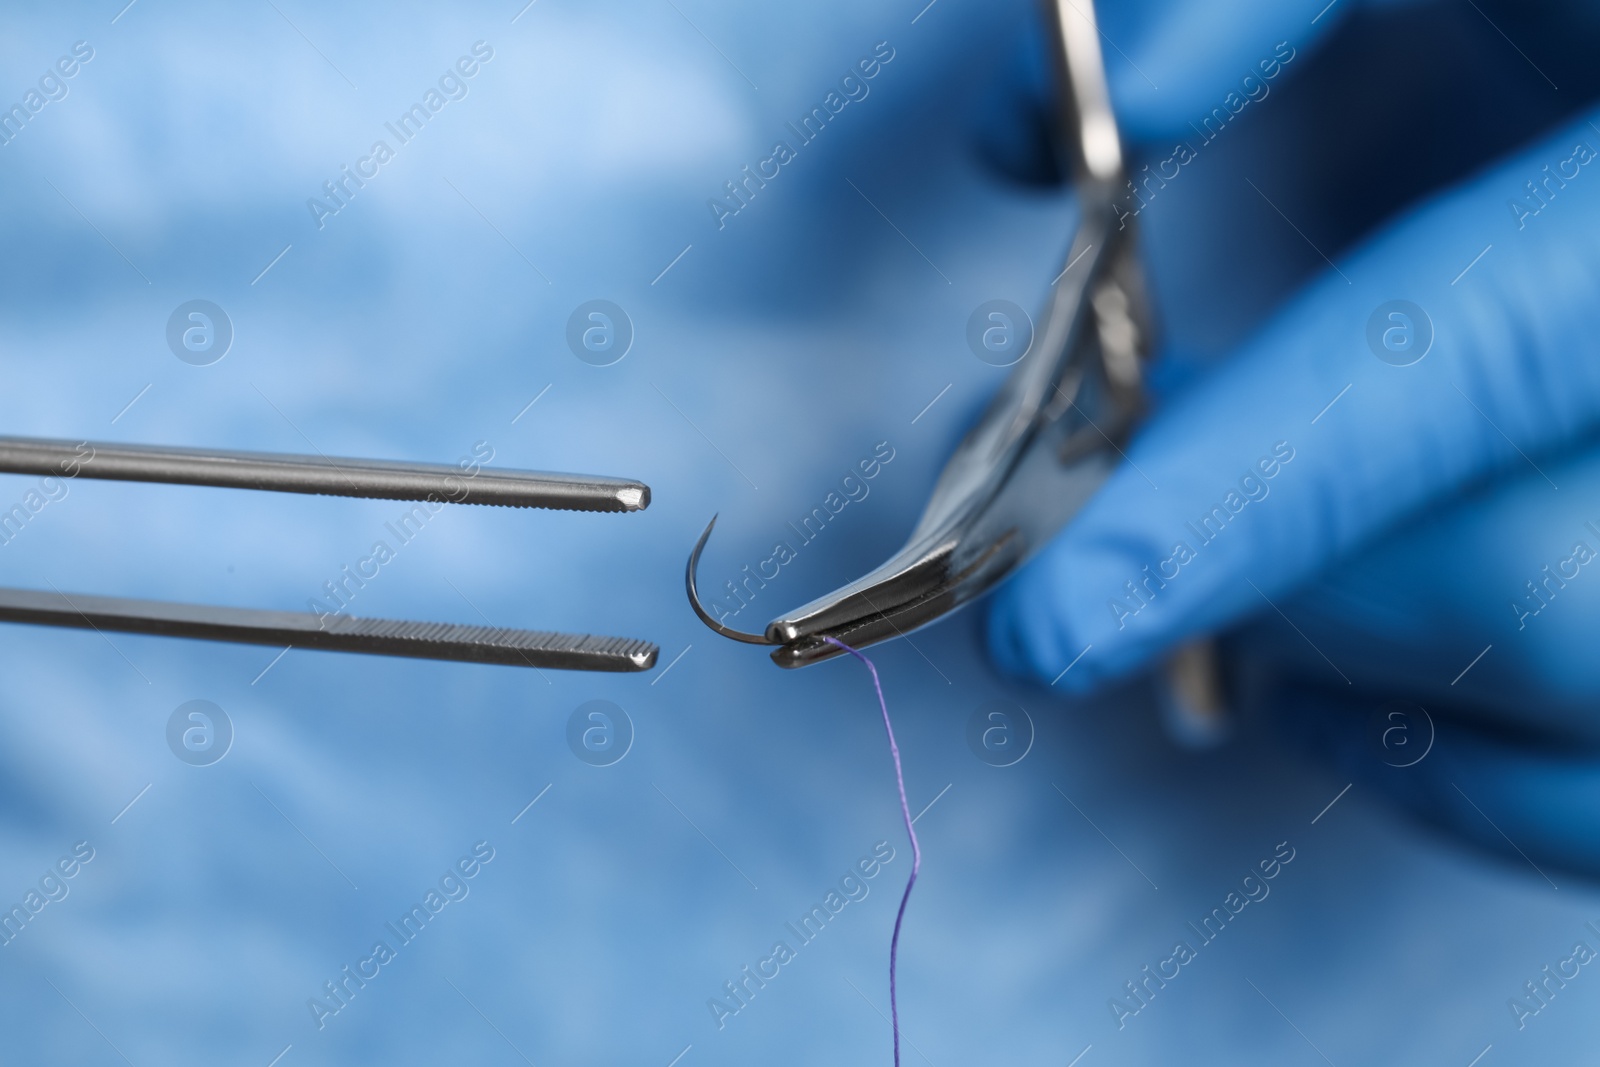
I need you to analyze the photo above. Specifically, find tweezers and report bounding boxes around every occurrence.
[0,437,657,672]
[685,0,1150,668]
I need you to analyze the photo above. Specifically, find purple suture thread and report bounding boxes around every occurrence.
[823,635,920,1067]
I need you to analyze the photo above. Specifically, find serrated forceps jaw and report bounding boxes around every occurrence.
[0,437,658,672]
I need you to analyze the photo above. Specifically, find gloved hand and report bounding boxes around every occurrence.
[984,0,1600,878]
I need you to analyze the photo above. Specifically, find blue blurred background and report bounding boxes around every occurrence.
[0,0,1597,1063]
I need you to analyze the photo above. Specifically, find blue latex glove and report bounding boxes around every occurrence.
[986,0,1600,877]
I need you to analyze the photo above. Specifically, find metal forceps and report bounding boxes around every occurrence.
[0,437,657,672]
[686,0,1151,668]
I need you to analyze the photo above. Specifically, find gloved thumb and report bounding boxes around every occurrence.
[988,104,1600,690]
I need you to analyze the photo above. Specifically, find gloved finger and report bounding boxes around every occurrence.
[1273,681,1600,883]
[1233,443,1600,741]
[973,0,1356,184]
[1097,0,1349,141]
[988,103,1600,690]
